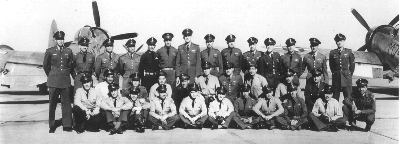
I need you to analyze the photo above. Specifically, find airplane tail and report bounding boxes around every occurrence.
[48,20,58,48]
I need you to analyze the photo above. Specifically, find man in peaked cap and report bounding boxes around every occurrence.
[221,34,243,77]
[72,37,95,92]
[329,33,355,101]
[139,37,160,92]
[275,69,304,100]
[44,30,74,133]
[304,69,327,113]
[200,34,223,77]
[148,71,173,101]
[179,83,208,129]
[157,33,178,95]
[252,86,285,130]
[148,84,180,130]
[118,39,141,89]
[95,68,117,100]
[233,84,258,128]
[258,38,282,89]
[95,38,120,84]
[302,38,329,86]
[343,78,375,132]
[242,37,262,78]
[279,84,308,130]
[195,61,220,106]
[176,28,201,85]
[174,73,191,110]
[244,63,268,99]
[218,62,244,103]
[127,86,150,133]
[121,72,149,103]
[280,38,303,86]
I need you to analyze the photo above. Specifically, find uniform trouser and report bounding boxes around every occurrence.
[105,110,130,130]
[342,105,375,126]
[48,87,72,129]
[277,116,308,128]
[308,113,346,130]
[142,75,158,92]
[128,109,149,128]
[332,86,352,101]
[98,73,119,85]
[179,114,208,125]
[72,106,102,128]
[148,114,180,129]
[208,112,248,129]
[252,116,281,126]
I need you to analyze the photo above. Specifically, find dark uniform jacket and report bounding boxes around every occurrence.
[72,52,95,77]
[258,51,281,88]
[43,46,74,88]
[94,52,120,79]
[329,48,355,87]
[174,85,190,108]
[302,52,329,84]
[234,97,257,117]
[242,51,262,71]
[218,73,243,100]
[343,90,376,114]
[280,52,303,76]
[118,53,141,78]
[282,96,307,120]
[304,79,326,111]
[200,48,223,75]
[175,43,201,82]
[139,50,160,76]
[121,85,149,102]
[157,46,178,68]
[221,48,243,70]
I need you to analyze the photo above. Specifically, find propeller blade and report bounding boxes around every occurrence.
[111,33,138,40]
[389,15,399,26]
[351,8,370,30]
[92,1,101,27]
[48,19,58,48]
[135,44,144,53]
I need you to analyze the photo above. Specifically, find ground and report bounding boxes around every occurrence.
[0,78,398,144]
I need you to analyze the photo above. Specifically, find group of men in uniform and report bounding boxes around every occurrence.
[43,29,375,134]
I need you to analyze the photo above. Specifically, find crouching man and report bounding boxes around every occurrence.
[234,84,258,128]
[280,85,308,130]
[179,84,208,129]
[208,87,250,130]
[101,83,133,135]
[127,86,150,133]
[73,75,102,133]
[308,86,346,132]
[252,86,284,130]
[148,84,180,130]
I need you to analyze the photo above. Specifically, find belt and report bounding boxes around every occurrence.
[76,71,91,75]
[144,72,156,76]
[162,68,174,70]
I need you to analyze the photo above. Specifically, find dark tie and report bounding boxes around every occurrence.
[83,52,87,63]
[60,47,63,54]
[266,99,270,107]
[191,97,196,107]
[187,45,189,52]
[208,49,210,58]
[289,54,293,67]
[113,98,117,107]
[227,76,231,82]
[219,100,223,109]
[205,76,209,85]
[324,102,328,110]
[313,54,316,60]
[85,89,89,99]
[109,53,112,60]
[161,99,165,109]
[250,76,254,87]
[166,47,170,56]
[230,48,233,56]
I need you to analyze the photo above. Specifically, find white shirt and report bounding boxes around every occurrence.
[312,98,343,121]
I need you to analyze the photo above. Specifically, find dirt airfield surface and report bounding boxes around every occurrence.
[0,78,398,144]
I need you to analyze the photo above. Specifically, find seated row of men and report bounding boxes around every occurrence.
[72,66,375,134]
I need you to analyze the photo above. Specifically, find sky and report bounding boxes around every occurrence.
[0,0,398,54]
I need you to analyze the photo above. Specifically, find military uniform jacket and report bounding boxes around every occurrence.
[74,87,101,111]
[302,52,329,84]
[208,98,234,118]
[304,79,326,106]
[157,46,178,68]
[280,52,303,76]
[118,52,140,78]
[242,51,262,71]
[252,97,284,116]
[282,96,307,119]
[121,85,149,102]
[43,46,74,88]
[258,51,281,75]
[101,93,133,117]
[95,52,120,78]
[150,97,177,119]
[218,74,243,98]
[139,50,160,76]
[195,75,220,96]
[148,83,172,101]
[128,97,151,111]
[329,48,355,87]
[174,85,189,105]
[175,43,201,77]
[343,90,376,114]
[72,52,95,77]
[201,48,223,74]
[244,74,268,99]
[234,97,257,117]
[221,48,243,69]
[179,96,207,118]
[275,83,304,100]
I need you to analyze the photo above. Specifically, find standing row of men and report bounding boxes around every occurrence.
[44,29,372,134]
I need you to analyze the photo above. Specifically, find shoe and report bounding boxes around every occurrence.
[196,124,203,130]
[109,128,117,135]
[152,125,159,130]
[117,127,123,134]
[268,125,276,130]
[139,127,145,133]
[49,128,56,133]
[220,126,228,129]
[242,125,252,130]
[281,126,289,130]
[211,124,218,130]
[364,124,372,132]
[63,127,73,132]
[347,126,355,131]
[319,127,330,131]
[297,126,301,130]
[290,126,296,131]
[329,126,339,132]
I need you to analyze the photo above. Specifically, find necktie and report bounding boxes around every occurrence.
[161,99,165,109]
[109,53,112,60]
[113,98,117,107]
[166,47,170,56]
[187,45,189,52]
[85,89,89,99]
[230,48,233,56]
[205,76,209,85]
[83,52,87,63]
[266,99,270,107]
[208,49,210,58]
[191,97,196,107]
[227,76,231,82]
[250,76,254,87]
[289,54,293,67]
[219,100,223,109]
[313,54,316,60]
[324,102,328,110]
[60,47,63,54]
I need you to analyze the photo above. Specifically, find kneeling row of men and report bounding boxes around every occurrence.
[72,67,375,135]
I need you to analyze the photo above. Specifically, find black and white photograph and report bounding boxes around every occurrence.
[0,0,398,143]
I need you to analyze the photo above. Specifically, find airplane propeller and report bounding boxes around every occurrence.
[351,8,370,31]
[92,1,101,27]
[389,15,399,26]
[111,33,139,40]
